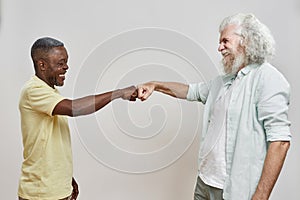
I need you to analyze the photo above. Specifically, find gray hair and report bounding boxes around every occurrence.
[31,37,64,69]
[219,13,275,65]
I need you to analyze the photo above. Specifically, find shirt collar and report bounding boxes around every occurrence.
[222,63,259,86]
[237,63,259,78]
[222,73,236,87]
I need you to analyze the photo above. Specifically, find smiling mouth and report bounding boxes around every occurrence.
[59,74,65,78]
[222,52,230,57]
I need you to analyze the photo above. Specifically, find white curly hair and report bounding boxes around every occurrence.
[219,13,275,65]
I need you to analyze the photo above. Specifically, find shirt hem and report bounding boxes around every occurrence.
[198,173,224,189]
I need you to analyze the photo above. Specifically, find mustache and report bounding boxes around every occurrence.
[221,50,230,57]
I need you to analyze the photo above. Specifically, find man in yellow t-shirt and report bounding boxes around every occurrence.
[18,37,137,200]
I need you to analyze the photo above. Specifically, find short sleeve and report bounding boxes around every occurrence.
[26,86,65,116]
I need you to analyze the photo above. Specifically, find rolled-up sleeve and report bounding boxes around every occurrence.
[186,82,210,104]
[257,66,291,142]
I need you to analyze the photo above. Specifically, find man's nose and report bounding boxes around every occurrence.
[218,43,224,52]
[63,64,69,70]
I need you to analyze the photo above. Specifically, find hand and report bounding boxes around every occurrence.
[120,86,137,101]
[71,177,79,200]
[137,82,155,101]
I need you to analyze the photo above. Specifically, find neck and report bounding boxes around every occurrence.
[35,72,54,88]
[237,64,246,73]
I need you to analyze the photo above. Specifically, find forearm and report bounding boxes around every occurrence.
[71,90,121,116]
[52,86,136,117]
[252,141,290,200]
[152,81,189,99]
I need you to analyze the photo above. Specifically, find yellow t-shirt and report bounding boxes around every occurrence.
[18,76,73,200]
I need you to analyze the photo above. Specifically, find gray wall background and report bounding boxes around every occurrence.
[0,0,299,199]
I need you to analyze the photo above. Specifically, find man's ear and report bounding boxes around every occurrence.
[37,59,46,71]
[239,38,247,47]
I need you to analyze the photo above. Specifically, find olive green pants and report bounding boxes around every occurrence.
[194,176,224,200]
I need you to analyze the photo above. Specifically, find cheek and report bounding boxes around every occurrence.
[46,65,55,73]
[48,67,60,75]
[229,48,239,57]
[235,42,244,52]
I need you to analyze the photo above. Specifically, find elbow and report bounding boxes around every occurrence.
[61,100,84,117]
[67,112,76,117]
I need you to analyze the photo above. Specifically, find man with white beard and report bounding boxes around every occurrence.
[137,13,291,200]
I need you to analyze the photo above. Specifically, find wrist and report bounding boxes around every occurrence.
[252,188,269,200]
[151,81,160,91]
[112,89,122,100]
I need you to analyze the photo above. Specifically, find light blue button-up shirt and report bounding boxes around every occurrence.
[187,63,291,200]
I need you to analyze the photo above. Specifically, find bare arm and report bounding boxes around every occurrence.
[52,86,137,117]
[137,81,189,101]
[252,141,290,200]
[71,177,79,200]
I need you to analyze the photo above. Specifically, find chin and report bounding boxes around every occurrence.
[221,60,233,74]
[55,82,65,87]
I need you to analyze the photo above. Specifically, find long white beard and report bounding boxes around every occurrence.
[221,52,245,75]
